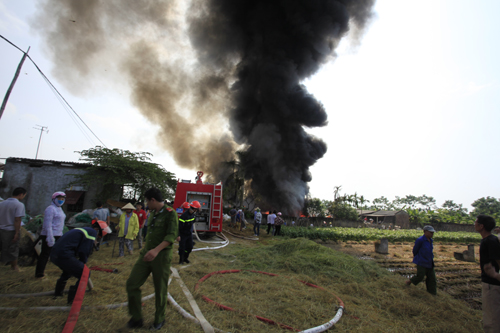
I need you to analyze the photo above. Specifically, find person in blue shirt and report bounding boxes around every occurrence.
[93,201,110,225]
[50,223,102,304]
[405,225,437,295]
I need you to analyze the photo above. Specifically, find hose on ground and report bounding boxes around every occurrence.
[222,229,259,241]
[195,269,344,333]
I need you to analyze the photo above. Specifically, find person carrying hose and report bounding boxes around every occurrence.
[35,191,66,279]
[50,222,102,304]
[176,201,200,264]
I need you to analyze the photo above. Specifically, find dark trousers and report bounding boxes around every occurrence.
[35,235,60,277]
[274,225,282,236]
[51,256,86,289]
[267,223,272,234]
[410,264,437,295]
[253,223,260,236]
[179,233,193,257]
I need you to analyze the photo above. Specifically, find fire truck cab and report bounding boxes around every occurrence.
[173,171,223,234]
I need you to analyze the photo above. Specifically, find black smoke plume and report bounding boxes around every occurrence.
[188,0,375,213]
[33,0,375,214]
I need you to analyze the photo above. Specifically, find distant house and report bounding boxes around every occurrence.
[0,157,120,217]
[356,209,376,215]
[359,210,410,228]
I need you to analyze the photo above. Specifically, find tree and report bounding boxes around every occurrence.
[222,150,247,208]
[305,197,326,217]
[441,200,468,215]
[327,201,359,221]
[371,196,391,210]
[358,195,369,210]
[321,199,334,216]
[71,146,177,202]
[418,195,437,211]
[471,197,500,216]
[333,185,342,201]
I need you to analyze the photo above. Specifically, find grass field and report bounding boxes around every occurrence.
[0,225,484,332]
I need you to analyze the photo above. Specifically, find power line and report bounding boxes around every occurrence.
[0,34,107,148]
[39,71,96,146]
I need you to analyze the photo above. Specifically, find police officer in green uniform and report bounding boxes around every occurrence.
[125,188,178,331]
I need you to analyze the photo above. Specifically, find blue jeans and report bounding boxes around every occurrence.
[253,223,260,236]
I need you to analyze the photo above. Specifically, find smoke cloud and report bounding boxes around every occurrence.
[33,0,375,214]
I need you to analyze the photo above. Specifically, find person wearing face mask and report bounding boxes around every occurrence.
[35,191,66,279]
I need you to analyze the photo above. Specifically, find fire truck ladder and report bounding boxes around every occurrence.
[211,183,223,231]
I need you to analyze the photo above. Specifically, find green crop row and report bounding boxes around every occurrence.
[281,226,482,244]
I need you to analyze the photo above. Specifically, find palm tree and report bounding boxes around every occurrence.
[359,195,369,210]
[352,192,359,210]
[333,185,342,202]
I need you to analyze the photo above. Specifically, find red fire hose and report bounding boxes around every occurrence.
[89,262,123,273]
[61,265,90,333]
[195,269,345,332]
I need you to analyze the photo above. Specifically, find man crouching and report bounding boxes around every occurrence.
[51,221,102,304]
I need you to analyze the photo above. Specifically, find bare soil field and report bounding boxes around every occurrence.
[318,240,482,309]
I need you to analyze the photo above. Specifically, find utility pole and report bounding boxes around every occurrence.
[34,125,48,159]
[0,47,30,121]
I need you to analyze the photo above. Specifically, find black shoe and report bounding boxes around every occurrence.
[150,320,165,331]
[127,318,143,329]
[53,280,67,298]
[67,285,77,304]
[184,258,190,264]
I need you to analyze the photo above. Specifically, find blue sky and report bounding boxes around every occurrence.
[1,0,499,210]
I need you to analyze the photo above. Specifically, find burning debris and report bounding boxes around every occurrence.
[34,0,375,214]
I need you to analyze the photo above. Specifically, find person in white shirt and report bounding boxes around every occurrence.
[0,187,27,272]
[253,208,262,236]
[35,191,66,278]
[267,210,277,235]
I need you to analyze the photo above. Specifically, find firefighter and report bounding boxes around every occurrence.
[180,201,191,213]
[125,188,178,330]
[176,201,200,264]
[50,221,102,304]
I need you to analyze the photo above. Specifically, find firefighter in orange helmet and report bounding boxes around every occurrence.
[176,201,200,264]
[181,202,191,211]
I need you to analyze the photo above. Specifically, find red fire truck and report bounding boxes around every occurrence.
[172,171,223,234]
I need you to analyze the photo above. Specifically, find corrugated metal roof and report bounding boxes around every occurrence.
[6,157,91,167]
[357,209,376,215]
[361,210,407,217]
